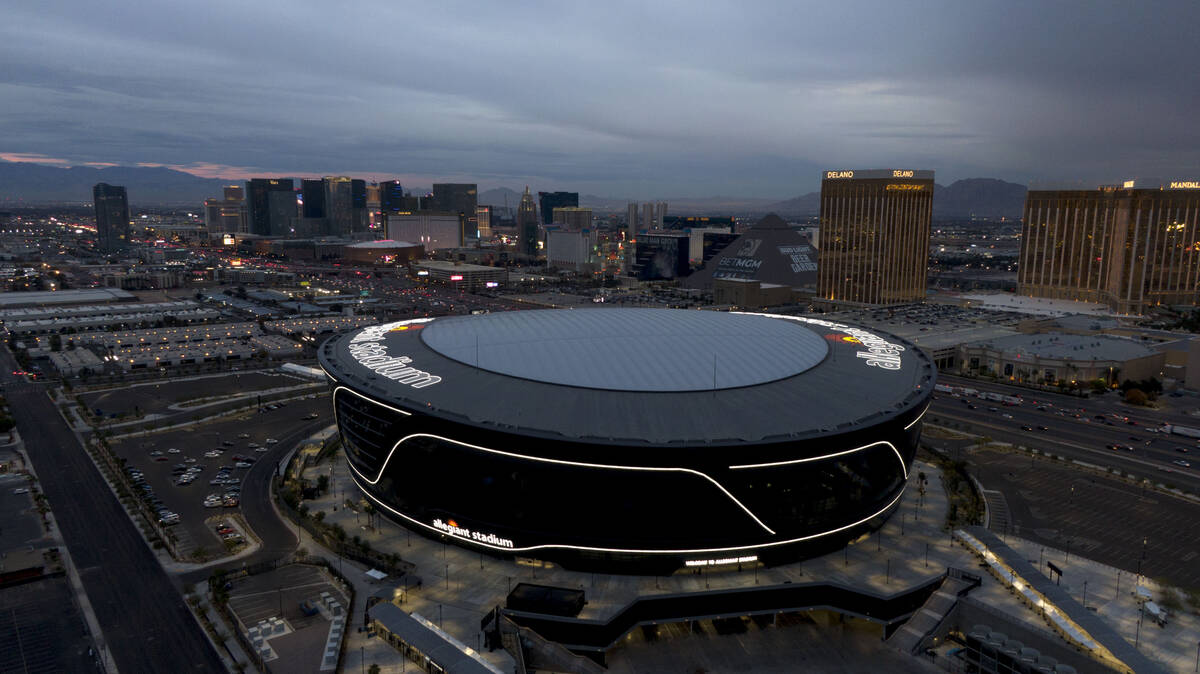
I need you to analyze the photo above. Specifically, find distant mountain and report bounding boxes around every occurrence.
[480,187,776,215]
[0,161,232,205]
[761,192,821,216]
[933,178,1027,218]
[763,178,1028,219]
[477,187,523,209]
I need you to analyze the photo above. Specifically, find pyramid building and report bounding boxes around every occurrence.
[685,213,818,292]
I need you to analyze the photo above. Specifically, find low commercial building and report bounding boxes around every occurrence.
[712,278,794,308]
[957,333,1164,386]
[215,268,297,285]
[114,339,257,370]
[264,316,378,336]
[48,349,103,376]
[412,260,505,290]
[4,308,221,336]
[69,322,262,349]
[251,335,304,357]
[0,300,201,323]
[0,288,136,310]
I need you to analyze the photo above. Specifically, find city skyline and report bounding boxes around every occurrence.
[2,2,1198,198]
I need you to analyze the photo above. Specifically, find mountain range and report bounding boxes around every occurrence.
[762,178,1028,218]
[0,161,1028,218]
[0,161,230,205]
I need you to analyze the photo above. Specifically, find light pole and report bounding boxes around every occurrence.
[1082,580,1088,609]
[1135,603,1144,648]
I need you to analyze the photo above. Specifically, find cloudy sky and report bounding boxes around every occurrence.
[2,1,1197,198]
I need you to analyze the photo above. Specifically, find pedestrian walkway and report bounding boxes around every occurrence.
[290,446,1199,673]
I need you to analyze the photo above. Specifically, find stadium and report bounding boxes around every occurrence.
[318,308,934,573]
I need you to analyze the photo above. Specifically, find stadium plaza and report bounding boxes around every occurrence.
[297,446,1179,673]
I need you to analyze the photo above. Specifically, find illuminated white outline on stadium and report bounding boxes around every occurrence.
[346,467,907,556]
[728,440,909,481]
[332,384,774,535]
[904,404,929,431]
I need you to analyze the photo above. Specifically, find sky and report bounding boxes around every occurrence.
[1,1,1198,199]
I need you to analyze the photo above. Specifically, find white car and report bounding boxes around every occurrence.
[265,438,278,445]
[237,433,250,439]
[255,446,269,453]
[247,442,260,449]
[204,450,222,458]
[167,448,181,454]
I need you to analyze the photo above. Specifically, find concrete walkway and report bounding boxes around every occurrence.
[288,446,1199,673]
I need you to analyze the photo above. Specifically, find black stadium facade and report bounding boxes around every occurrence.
[319,309,934,573]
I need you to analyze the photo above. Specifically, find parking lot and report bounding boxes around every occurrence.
[109,393,329,559]
[0,575,98,673]
[80,370,310,418]
[0,472,47,552]
[970,448,1200,589]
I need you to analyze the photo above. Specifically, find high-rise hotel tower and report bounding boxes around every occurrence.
[818,169,934,305]
[1018,180,1200,314]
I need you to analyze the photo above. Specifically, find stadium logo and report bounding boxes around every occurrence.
[825,333,862,345]
[348,320,441,388]
[432,518,515,548]
[772,315,906,371]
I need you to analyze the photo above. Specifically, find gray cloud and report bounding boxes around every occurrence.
[1,0,1198,197]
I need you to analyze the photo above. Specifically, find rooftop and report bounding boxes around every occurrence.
[415,260,503,272]
[345,239,420,249]
[958,293,1116,317]
[0,288,135,309]
[965,332,1158,361]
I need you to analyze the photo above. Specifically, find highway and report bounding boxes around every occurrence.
[930,374,1200,491]
[0,350,225,673]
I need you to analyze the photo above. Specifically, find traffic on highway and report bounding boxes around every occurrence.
[930,374,1200,488]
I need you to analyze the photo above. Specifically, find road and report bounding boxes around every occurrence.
[930,375,1200,492]
[0,350,225,673]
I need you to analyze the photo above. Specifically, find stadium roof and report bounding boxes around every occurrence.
[685,214,817,291]
[321,309,933,445]
[422,309,828,392]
